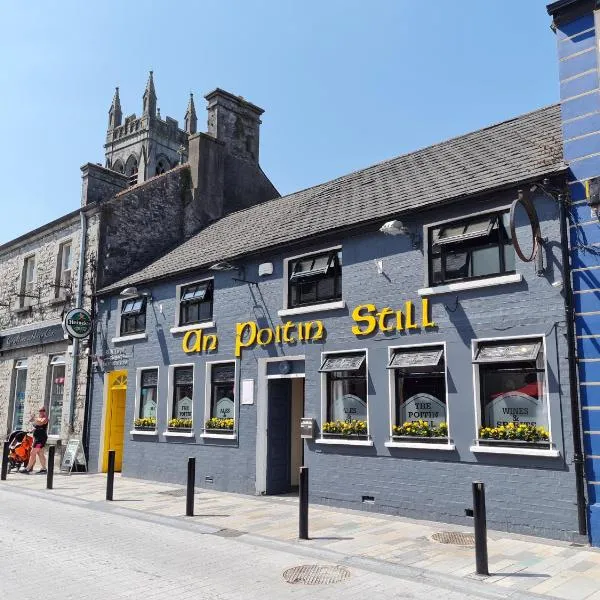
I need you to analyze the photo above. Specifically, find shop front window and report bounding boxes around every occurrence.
[288,249,342,308]
[320,352,368,436]
[388,346,447,439]
[139,369,158,420]
[47,356,65,436]
[205,363,235,432]
[170,366,193,428]
[474,338,549,444]
[12,360,28,431]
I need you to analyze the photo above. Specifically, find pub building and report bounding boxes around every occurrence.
[88,102,586,543]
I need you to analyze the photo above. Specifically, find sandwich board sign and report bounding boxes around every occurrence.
[60,438,87,474]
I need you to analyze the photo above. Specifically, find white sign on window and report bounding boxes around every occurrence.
[215,397,234,418]
[142,397,157,418]
[399,393,446,427]
[176,396,193,419]
[332,394,367,422]
[485,391,545,428]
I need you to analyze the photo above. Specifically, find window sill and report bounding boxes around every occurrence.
[278,300,346,317]
[13,306,31,315]
[418,273,522,296]
[170,321,216,334]
[130,429,158,436]
[385,441,456,451]
[163,430,195,438]
[48,297,69,306]
[469,444,560,457]
[200,432,237,440]
[315,437,373,447]
[111,333,147,343]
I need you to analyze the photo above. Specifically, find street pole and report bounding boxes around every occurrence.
[46,445,55,489]
[106,450,115,501]
[473,481,489,576]
[186,457,195,517]
[299,466,309,540]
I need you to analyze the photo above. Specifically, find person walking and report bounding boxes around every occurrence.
[21,407,48,474]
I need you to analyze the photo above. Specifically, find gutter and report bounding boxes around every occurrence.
[559,192,588,536]
[68,210,87,432]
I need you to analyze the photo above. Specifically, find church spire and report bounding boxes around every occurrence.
[142,70,157,117]
[108,86,122,129]
[184,93,197,134]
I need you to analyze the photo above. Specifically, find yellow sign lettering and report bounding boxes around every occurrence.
[235,321,257,357]
[351,304,377,336]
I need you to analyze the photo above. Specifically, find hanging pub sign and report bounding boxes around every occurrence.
[64,308,93,339]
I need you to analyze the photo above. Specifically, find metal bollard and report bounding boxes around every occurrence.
[473,481,489,576]
[186,457,195,517]
[299,466,309,540]
[106,450,115,501]
[46,445,55,490]
[1,441,9,481]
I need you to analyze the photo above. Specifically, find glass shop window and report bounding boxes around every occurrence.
[429,211,514,286]
[139,369,158,420]
[47,355,66,436]
[120,297,147,336]
[12,360,28,431]
[288,249,342,308]
[319,353,367,431]
[210,363,235,419]
[179,280,213,326]
[388,346,446,433]
[474,339,549,441]
[172,366,193,423]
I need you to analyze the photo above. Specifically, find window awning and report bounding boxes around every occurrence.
[473,340,542,363]
[141,369,158,387]
[436,215,496,245]
[122,297,145,315]
[319,354,365,373]
[387,347,444,370]
[181,282,210,302]
[290,252,335,281]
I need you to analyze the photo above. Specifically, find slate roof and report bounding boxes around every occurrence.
[100,103,565,293]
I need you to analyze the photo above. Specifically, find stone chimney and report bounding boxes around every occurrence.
[81,163,128,206]
[205,89,263,163]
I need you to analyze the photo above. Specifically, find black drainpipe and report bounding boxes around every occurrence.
[559,192,588,536]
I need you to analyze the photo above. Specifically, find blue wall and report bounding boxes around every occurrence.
[89,188,582,541]
[553,3,600,546]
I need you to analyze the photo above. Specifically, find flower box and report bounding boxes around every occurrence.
[133,426,157,432]
[391,435,449,444]
[167,426,193,432]
[205,418,234,432]
[204,428,236,435]
[477,438,551,450]
[321,433,371,441]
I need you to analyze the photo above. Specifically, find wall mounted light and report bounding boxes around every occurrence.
[379,220,422,248]
[119,286,152,300]
[209,262,237,271]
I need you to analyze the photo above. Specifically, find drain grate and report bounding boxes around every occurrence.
[283,565,350,585]
[211,528,245,538]
[431,531,475,546]
[158,488,188,497]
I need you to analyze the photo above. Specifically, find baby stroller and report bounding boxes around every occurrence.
[6,430,33,473]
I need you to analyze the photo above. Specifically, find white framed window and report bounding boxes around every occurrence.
[132,367,159,432]
[470,335,558,457]
[12,359,28,431]
[21,255,36,307]
[172,276,215,332]
[316,349,372,446]
[166,364,194,435]
[279,245,345,317]
[47,355,65,437]
[202,360,237,438]
[120,297,147,336]
[385,342,454,450]
[55,241,72,298]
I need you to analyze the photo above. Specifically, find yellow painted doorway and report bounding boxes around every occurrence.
[102,371,128,472]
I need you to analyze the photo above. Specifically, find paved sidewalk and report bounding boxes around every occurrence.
[4,471,600,599]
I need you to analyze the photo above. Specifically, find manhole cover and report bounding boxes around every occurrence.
[211,528,245,538]
[158,488,187,497]
[431,531,475,546]
[283,565,350,585]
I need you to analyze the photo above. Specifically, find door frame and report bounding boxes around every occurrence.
[256,355,305,495]
[98,370,128,472]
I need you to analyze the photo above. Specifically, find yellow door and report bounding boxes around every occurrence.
[103,371,128,472]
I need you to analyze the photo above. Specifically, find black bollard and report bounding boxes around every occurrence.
[473,481,489,576]
[1,441,9,481]
[106,450,115,501]
[46,445,55,490]
[186,457,195,517]
[299,466,309,540]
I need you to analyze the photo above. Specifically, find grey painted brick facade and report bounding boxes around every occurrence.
[88,187,582,542]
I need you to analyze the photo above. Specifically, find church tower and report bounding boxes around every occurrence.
[104,71,189,185]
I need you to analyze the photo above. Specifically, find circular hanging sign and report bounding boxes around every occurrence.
[509,194,542,263]
[64,308,93,339]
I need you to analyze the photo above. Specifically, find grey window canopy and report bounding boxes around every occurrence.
[387,347,444,370]
[436,215,496,246]
[319,354,365,373]
[473,340,542,363]
[122,297,145,315]
[181,282,210,302]
[290,252,336,281]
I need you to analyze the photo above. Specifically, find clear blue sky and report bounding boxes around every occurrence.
[0,0,558,244]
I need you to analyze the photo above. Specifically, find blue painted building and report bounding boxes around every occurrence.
[548,0,600,546]
[87,99,591,542]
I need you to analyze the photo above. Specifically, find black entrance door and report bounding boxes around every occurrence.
[266,379,292,495]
